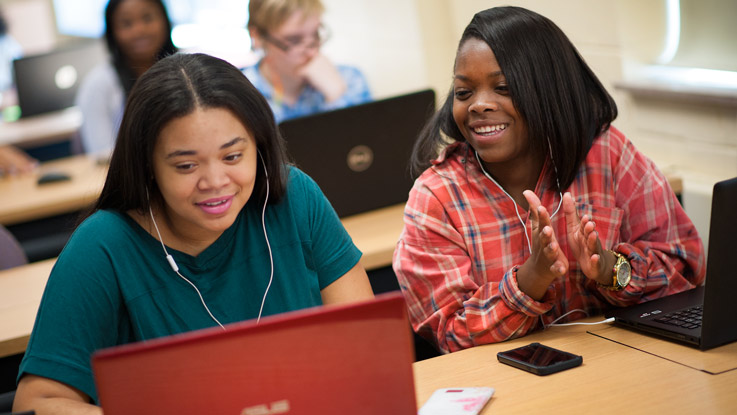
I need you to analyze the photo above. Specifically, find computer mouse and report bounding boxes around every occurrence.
[37,171,72,185]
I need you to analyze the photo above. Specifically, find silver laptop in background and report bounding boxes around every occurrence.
[605,177,737,350]
[13,40,107,118]
[278,89,435,218]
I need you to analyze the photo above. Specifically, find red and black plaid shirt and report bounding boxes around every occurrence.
[393,127,705,353]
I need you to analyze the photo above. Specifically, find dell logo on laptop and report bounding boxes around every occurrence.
[346,145,373,172]
[242,399,290,415]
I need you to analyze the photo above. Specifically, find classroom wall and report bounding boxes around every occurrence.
[322,0,626,121]
[321,0,443,100]
[613,0,737,248]
[0,0,56,55]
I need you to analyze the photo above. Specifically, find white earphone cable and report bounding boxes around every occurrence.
[147,149,274,330]
[149,204,226,330]
[541,308,614,329]
[256,151,273,324]
[549,317,615,327]
[474,151,562,253]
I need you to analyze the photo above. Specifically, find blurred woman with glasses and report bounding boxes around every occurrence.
[244,0,371,122]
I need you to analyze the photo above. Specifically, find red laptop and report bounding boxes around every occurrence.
[92,292,417,415]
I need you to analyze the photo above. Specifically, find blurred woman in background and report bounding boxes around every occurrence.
[75,0,176,156]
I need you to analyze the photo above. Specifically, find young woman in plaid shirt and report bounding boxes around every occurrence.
[392,6,705,353]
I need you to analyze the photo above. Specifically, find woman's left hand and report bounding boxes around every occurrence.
[562,192,613,285]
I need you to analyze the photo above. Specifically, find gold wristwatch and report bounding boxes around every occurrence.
[607,250,631,290]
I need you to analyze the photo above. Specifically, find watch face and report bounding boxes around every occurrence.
[617,261,632,286]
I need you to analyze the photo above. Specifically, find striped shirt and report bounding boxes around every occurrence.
[392,127,705,353]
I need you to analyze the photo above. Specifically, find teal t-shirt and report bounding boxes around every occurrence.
[18,167,361,403]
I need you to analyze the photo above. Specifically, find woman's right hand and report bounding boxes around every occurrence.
[515,190,568,300]
[561,191,615,286]
[298,54,346,103]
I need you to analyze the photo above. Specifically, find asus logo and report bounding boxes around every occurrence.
[241,399,290,415]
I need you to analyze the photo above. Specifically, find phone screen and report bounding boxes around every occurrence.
[497,342,582,375]
[501,343,576,365]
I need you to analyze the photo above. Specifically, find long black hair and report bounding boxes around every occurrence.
[91,53,289,217]
[104,0,177,96]
[411,6,617,189]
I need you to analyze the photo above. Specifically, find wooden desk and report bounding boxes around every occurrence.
[0,259,54,359]
[412,320,737,414]
[341,203,404,270]
[0,107,82,148]
[0,154,107,226]
[0,204,406,359]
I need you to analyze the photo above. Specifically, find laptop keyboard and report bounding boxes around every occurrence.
[653,306,702,329]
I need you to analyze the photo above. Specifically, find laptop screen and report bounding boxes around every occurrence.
[92,292,417,415]
[279,89,435,217]
[13,40,107,118]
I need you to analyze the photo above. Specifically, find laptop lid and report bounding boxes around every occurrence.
[700,176,737,349]
[278,89,435,217]
[605,176,737,350]
[13,40,106,118]
[92,292,417,415]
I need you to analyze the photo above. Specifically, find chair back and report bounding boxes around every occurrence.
[0,390,20,414]
[0,225,27,270]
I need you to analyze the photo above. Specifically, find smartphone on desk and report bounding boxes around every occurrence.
[497,342,582,376]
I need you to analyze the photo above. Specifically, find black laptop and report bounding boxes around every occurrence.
[278,89,435,217]
[13,40,106,118]
[605,177,737,350]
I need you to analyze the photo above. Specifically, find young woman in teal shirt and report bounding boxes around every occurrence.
[14,53,374,414]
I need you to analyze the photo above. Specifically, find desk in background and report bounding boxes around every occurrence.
[0,154,106,226]
[0,108,82,149]
[0,154,108,262]
[0,259,54,359]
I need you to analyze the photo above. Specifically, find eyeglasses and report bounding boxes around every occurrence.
[258,24,331,54]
